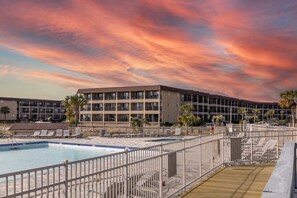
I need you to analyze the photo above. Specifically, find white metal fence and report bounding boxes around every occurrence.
[1,126,297,198]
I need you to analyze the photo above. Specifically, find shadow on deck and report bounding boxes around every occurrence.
[183,163,275,198]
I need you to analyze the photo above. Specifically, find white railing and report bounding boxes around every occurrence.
[1,127,297,197]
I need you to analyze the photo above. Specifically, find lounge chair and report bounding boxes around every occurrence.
[174,128,182,136]
[71,128,82,138]
[63,130,70,138]
[55,129,63,138]
[46,131,55,138]
[32,131,40,137]
[39,130,48,138]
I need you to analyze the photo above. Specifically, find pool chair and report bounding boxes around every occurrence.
[32,131,40,138]
[39,130,48,138]
[174,128,182,136]
[55,129,63,138]
[70,128,82,138]
[63,130,70,138]
[46,131,55,138]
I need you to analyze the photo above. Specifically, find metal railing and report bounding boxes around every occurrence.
[1,126,297,197]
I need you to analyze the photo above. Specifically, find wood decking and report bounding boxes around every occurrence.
[183,163,275,198]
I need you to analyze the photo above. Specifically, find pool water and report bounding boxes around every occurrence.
[0,142,123,174]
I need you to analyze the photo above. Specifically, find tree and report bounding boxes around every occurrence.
[252,108,261,123]
[265,109,275,122]
[238,108,247,123]
[279,90,297,127]
[130,117,150,133]
[178,104,200,134]
[212,115,225,125]
[62,94,88,127]
[0,106,10,123]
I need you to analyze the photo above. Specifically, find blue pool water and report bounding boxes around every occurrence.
[0,142,123,175]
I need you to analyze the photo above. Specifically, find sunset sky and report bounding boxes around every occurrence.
[0,0,296,102]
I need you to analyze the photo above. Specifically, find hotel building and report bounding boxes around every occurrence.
[78,85,290,126]
[0,97,66,122]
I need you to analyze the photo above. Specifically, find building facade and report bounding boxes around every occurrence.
[78,85,290,126]
[0,97,66,122]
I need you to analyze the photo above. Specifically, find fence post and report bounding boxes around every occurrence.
[63,160,68,197]
[211,137,214,170]
[199,136,202,179]
[221,138,224,165]
[124,148,129,198]
[159,144,164,198]
[277,130,279,159]
[183,138,186,193]
[250,131,253,163]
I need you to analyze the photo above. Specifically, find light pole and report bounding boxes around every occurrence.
[229,107,232,124]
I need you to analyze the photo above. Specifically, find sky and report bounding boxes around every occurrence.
[0,0,297,102]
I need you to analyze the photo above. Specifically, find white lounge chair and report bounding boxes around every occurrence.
[174,128,182,136]
[32,131,40,137]
[39,130,48,138]
[46,131,55,138]
[63,130,70,138]
[71,128,82,138]
[55,129,63,138]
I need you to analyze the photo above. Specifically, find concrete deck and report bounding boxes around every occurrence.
[183,163,275,198]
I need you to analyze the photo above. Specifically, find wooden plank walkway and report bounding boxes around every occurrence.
[183,163,275,198]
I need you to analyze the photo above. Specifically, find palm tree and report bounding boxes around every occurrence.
[0,106,10,123]
[62,94,88,127]
[279,90,297,127]
[265,109,275,122]
[212,115,225,125]
[178,104,200,134]
[252,108,261,123]
[130,117,150,133]
[238,108,247,123]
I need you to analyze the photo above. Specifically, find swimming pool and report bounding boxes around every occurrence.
[0,141,126,174]
[146,138,183,142]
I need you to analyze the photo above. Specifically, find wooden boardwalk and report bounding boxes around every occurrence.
[183,163,275,198]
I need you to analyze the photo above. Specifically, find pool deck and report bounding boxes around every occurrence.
[183,163,275,198]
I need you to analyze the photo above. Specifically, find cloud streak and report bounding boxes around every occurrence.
[0,0,297,101]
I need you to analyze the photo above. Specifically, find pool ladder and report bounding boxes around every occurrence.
[7,136,18,148]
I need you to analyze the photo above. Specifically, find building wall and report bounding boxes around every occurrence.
[79,90,161,126]
[161,90,181,124]
[0,100,18,121]
[78,85,291,126]
[0,97,66,122]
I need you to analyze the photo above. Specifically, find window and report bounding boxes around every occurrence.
[145,114,159,122]
[145,102,158,110]
[30,102,37,107]
[80,114,91,121]
[118,114,129,122]
[131,114,143,119]
[92,103,103,111]
[104,114,116,121]
[131,103,143,111]
[117,103,129,111]
[182,94,191,101]
[105,92,116,100]
[131,91,144,99]
[82,104,91,111]
[145,91,159,99]
[84,93,91,100]
[118,92,130,100]
[92,93,103,100]
[92,114,103,121]
[104,103,116,111]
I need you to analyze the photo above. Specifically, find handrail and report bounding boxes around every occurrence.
[262,142,296,198]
